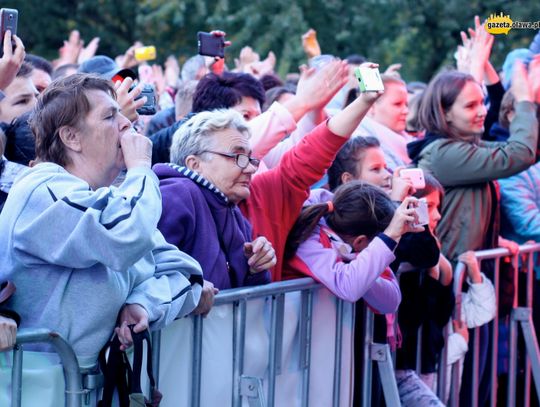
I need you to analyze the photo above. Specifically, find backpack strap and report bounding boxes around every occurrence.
[97,335,130,407]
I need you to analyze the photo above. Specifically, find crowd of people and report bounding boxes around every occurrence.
[0,14,539,406]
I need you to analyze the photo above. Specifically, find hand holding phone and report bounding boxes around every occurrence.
[412,198,429,227]
[399,168,426,190]
[0,8,18,57]
[197,31,225,58]
[355,66,384,92]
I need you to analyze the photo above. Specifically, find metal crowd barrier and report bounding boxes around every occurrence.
[151,277,360,407]
[448,243,540,407]
[16,242,540,407]
[10,328,83,407]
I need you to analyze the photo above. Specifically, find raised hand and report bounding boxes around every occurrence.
[0,31,25,90]
[114,77,146,122]
[511,61,534,103]
[302,29,321,59]
[56,30,83,67]
[78,37,100,64]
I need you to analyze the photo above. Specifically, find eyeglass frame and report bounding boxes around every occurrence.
[199,150,261,169]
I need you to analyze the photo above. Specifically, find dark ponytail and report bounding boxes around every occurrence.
[285,181,396,259]
[285,202,332,260]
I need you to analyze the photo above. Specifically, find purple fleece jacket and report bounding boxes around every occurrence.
[154,164,271,289]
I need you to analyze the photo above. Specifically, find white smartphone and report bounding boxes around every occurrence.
[414,198,429,227]
[400,168,426,190]
[354,66,384,92]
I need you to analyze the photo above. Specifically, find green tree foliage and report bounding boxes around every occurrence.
[6,0,540,82]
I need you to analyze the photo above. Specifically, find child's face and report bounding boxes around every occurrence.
[423,190,442,232]
[370,82,409,133]
[356,147,391,192]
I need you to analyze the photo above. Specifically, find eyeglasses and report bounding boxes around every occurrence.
[201,151,260,169]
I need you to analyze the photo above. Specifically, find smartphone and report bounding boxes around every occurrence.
[134,46,156,62]
[197,32,225,58]
[0,8,17,38]
[413,198,429,227]
[354,66,384,92]
[135,84,157,116]
[400,168,426,189]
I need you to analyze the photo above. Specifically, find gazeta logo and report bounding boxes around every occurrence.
[485,13,513,35]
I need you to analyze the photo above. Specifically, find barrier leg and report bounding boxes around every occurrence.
[151,330,161,389]
[11,345,23,407]
[361,308,374,407]
[232,301,247,407]
[371,343,401,406]
[514,308,540,398]
[299,289,314,407]
[240,376,266,407]
[332,299,344,407]
[191,315,203,407]
[267,294,285,407]
[437,323,449,401]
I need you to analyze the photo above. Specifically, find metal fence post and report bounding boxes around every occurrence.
[232,300,247,407]
[267,293,285,407]
[191,315,204,407]
[361,305,374,407]
[332,299,344,407]
[13,329,83,407]
[299,289,314,407]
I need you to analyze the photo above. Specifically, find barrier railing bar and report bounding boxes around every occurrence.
[437,322,449,401]
[300,289,314,407]
[13,329,83,407]
[470,326,480,407]
[415,325,423,374]
[275,294,285,376]
[449,262,466,407]
[516,308,540,400]
[361,306,374,407]
[232,300,247,407]
[11,344,23,407]
[332,299,344,407]
[490,256,501,407]
[508,312,518,407]
[214,278,320,305]
[472,243,540,261]
[267,293,285,407]
[525,252,535,407]
[151,330,161,389]
[191,315,203,407]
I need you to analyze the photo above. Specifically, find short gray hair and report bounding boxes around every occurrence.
[170,109,251,166]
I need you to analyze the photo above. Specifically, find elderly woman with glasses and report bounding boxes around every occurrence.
[154,69,384,292]
[154,109,275,290]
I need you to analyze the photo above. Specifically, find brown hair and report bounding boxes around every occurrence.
[30,74,115,166]
[327,136,381,191]
[418,70,477,138]
[285,181,396,259]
